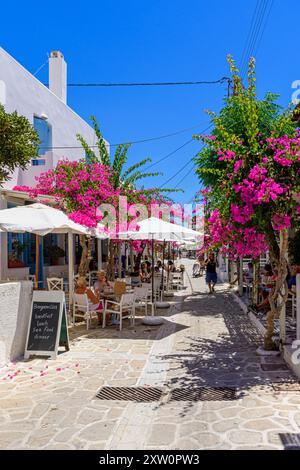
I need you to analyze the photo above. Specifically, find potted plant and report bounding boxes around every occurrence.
[8,240,27,268]
[44,245,65,266]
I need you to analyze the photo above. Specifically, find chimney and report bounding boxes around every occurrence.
[49,51,67,103]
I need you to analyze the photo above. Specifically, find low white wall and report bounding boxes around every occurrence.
[6,267,30,280]
[0,281,32,365]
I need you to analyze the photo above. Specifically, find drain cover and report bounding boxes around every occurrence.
[170,387,237,401]
[261,363,289,371]
[279,434,300,449]
[96,386,163,402]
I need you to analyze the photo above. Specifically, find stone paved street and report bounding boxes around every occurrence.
[1,260,300,450]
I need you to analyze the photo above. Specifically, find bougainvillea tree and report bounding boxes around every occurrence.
[15,158,181,277]
[194,56,300,350]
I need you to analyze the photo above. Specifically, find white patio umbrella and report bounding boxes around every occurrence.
[118,217,203,303]
[0,203,108,299]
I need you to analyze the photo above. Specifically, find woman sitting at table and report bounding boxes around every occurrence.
[93,270,111,294]
[75,276,103,325]
[140,262,151,282]
[256,268,278,313]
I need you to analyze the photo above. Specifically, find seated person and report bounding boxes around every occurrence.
[155,260,163,272]
[140,262,151,282]
[256,268,278,313]
[287,265,300,296]
[244,262,254,283]
[93,270,111,294]
[75,276,103,325]
[166,260,176,273]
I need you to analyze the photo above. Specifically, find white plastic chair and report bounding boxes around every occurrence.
[47,277,64,291]
[133,286,154,316]
[103,293,135,330]
[72,293,102,330]
[170,272,183,290]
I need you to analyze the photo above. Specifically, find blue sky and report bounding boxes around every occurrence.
[1,0,299,203]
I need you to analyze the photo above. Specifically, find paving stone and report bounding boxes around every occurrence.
[79,421,117,441]
[179,421,208,436]
[148,424,176,446]
[212,418,240,432]
[228,430,263,445]
[193,432,222,447]
[77,409,106,425]
[243,418,278,431]
[1,266,300,450]
[239,407,275,419]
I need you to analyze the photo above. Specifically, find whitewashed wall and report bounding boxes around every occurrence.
[0,47,107,188]
[0,281,32,365]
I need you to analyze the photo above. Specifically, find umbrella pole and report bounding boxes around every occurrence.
[68,232,74,311]
[151,235,154,304]
[35,235,39,289]
[161,239,166,300]
[167,242,171,290]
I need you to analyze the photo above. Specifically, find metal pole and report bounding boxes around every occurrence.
[297,273,300,340]
[239,257,244,296]
[161,240,166,300]
[97,239,102,270]
[151,235,154,304]
[68,232,74,308]
[35,235,39,288]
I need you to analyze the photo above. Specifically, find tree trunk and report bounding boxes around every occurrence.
[264,229,289,350]
[107,240,115,281]
[134,243,146,272]
[78,235,93,276]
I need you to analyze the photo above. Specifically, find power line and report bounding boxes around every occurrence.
[38,123,207,150]
[240,0,270,79]
[66,77,230,87]
[253,0,274,58]
[245,0,269,72]
[33,55,49,77]
[158,125,212,188]
[240,0,260,73]
[143,139,194,171]
[174,162,196,189]
[240,0,264,77]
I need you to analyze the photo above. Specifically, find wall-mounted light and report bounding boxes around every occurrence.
[40,113,48,120]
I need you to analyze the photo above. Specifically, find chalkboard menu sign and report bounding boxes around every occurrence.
[24,291,69,359]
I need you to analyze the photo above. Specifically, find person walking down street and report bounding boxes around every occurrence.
[205,253,218,294]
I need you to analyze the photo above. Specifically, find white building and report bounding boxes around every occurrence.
[0,47,108,281]
[0,47,102,188]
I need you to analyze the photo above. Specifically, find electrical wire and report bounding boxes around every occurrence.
[241,0,265,77]
[38,123,206,150]
[33,56,49,77]
[240,0,260,73]
[66,77,230,87]
[143,139,194,171]
[158,125,212,188]
[174,162,197,189]
[240,0,270,79]
[253,0,274,58]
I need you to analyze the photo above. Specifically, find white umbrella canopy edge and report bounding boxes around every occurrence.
[0,203,109,299]
[117,216,203,303]
[117,216,203,241]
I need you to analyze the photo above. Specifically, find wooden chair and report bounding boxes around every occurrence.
[103,293,135,330]
[72,293,102,330]
[47,277,64,291]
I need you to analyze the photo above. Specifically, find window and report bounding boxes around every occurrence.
[33,116,52,156]
[32,159,46,166]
